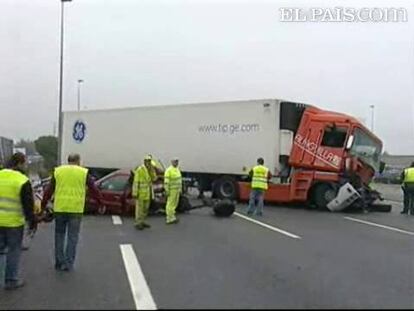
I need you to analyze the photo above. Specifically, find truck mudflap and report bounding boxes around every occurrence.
[327,183,361,212]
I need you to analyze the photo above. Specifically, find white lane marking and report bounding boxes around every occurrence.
[120,244,157,310]
[112,215,123,225]
[344,217,414,236]
[234,212,301,239]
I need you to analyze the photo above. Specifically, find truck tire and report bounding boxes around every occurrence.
[311,183,338,210]
[214,176,238,200]
[370,204,392,213]
[177,195,191,213]
[213,199,235,217]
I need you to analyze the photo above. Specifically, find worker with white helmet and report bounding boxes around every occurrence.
[164,157,182,224]
[132,155,157,230]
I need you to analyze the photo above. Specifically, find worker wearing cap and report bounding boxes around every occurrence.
[401,161,414,214]
[133,156,157,230]
[164,158,182,225]
[247,157,272,216]
[0,153,35,290]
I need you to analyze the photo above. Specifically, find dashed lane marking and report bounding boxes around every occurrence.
[234,212,302,239]
[112,215,123,225]
[344,217,414,236]
[120,244,157,310]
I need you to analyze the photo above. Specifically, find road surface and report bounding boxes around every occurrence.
[1,200,413,309]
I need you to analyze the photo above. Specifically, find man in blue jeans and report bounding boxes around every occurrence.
[0,153,35,290]
[42,154,103,271]
[247,158,272,216]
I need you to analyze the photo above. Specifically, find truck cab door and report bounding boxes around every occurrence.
[291,120,348,172]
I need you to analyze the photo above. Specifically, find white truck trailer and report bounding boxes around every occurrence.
[62,99,301,197]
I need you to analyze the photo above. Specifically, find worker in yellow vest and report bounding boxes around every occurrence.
[401,162,414,215]
[247,158,272,216]
[0,153,35,290]
[133,156,157,230]
[41,154,104,271]
[164,158,182,225]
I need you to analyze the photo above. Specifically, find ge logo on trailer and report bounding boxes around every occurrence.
[73,120,86,143]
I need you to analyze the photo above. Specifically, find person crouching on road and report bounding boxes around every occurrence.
[401,161,414,215]
[41,154,104,272]
[164,158,182,225]
[247,157,272,216]
[0,152,35,290]
[133,156,157,230]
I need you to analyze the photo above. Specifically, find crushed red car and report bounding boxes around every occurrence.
[86,169,190,215]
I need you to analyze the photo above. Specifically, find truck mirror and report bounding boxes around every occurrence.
[379,161,386,174]
[345,135,354,150]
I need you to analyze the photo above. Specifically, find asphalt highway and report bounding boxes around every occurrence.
[1,200,413,309]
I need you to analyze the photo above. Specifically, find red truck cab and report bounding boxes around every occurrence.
[239,106,383,211]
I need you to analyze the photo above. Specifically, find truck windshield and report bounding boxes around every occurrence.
[350,128,381,172]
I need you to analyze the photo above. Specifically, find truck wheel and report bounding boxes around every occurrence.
[213,199,235,217]
[370,204,392,213]
[311,183,338,210]
[177,195,191,213]
[214,176,238,200]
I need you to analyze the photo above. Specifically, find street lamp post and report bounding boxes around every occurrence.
[57,0,72,166]
[77,79,84,111]
[369,105,375,132]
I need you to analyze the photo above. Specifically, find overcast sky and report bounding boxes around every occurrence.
[1,0,413,154]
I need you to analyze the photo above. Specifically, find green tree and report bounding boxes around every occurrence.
[34,136,58,171]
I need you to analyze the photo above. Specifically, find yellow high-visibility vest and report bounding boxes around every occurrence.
[54,165,88,213]
[133,165,155,200]
[404,167,414,183]
[0,169,29,227]
[164,166,182,194]
[251,165,269,190]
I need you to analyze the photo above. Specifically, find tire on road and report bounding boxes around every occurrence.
[213,199,235,217]
[177,195,191,213]
[370,204,392,213]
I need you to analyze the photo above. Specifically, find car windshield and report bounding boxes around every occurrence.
[350,128,382,172]
[100,174,129,191]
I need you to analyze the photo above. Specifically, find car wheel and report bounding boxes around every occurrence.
[97,205,107,215]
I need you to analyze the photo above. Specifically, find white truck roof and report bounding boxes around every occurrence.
[62,99,296,174]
